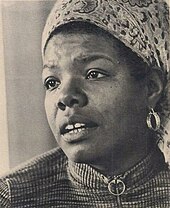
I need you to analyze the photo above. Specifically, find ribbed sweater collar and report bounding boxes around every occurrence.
[67,146,165,191]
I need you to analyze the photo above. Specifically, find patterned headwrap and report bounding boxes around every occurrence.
[42,0,170,162]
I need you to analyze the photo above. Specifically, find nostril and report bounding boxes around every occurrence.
[70,98,79,107]
[57,91,88,110]
[58,102,66,111]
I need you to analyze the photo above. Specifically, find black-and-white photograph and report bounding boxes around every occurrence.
[0,0,170,207]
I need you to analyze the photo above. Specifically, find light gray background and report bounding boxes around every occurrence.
[2,1,57,168]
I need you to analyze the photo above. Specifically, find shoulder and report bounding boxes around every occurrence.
[0,147,67,207]
[147,163,170,205]
[1,147,67,180]
[155,167,170,203]
[155,164,170,184]
[149,150,170,191]
[152,148,170,187]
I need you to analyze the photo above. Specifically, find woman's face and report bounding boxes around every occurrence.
[42,31,148,165]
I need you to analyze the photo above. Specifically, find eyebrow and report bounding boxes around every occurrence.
[73,53,115,64]
[42,53,115,71]
[43,63,58,70]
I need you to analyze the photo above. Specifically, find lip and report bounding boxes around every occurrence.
[59,115,99,143]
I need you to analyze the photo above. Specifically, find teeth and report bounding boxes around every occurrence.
[63,123,86,135]
[66,124,74,130]
[65,123,85,131]
[69,127,86,134]
[74,123,85,128]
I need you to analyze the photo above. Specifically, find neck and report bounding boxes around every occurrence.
[90,133,155,177]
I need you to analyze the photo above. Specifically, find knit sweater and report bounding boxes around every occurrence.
[0,146,170,207]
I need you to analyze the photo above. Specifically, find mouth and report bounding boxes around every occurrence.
[61,122,97,135]
[60,119,98,143]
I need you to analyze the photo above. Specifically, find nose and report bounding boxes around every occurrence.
[57,80,88,111]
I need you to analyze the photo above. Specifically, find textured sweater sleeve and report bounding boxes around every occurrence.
[0,179,10,208]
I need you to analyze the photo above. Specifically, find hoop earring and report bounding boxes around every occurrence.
[146,108,160,131]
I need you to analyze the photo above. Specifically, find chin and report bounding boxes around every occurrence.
[63,146,95,164]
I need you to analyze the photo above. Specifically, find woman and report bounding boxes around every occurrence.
[0,0,169,207]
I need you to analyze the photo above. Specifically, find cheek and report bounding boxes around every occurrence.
[89,82,146,126]
[87,84,123,129]
[44,94,58,127]
[89,83,121,111]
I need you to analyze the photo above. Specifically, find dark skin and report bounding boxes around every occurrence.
[42,31,163,176]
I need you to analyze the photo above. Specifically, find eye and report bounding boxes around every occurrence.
[44,77,60,91]
[86,69,108,80]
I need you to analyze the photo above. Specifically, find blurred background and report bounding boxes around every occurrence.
[0,1,57,175]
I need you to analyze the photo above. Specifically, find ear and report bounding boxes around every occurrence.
[147,70,164,108]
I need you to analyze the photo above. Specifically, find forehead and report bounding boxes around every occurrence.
[43,32,122,68]
[45,32,116,53]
